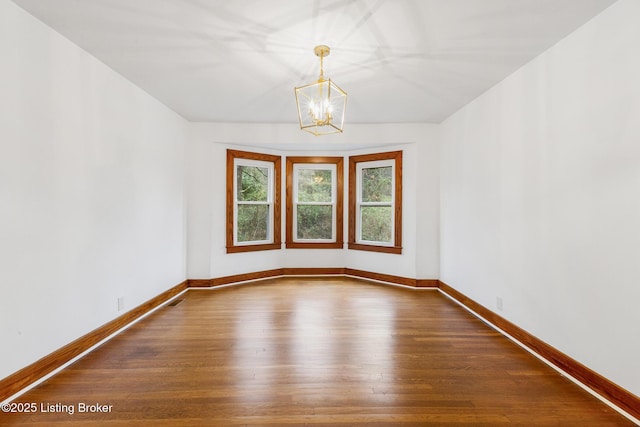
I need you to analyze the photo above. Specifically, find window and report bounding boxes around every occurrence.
[286,157,343,249]
[226,150,281,253]
[349,151,402,254]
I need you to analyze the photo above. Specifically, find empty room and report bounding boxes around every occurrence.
[1,0,639,425]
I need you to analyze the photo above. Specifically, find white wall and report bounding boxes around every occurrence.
[416,130,440,279]
[186,122,440,281]
[440,0,640,397]
[0,1,187,379]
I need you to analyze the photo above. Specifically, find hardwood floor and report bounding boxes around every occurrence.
[2,277,634,426]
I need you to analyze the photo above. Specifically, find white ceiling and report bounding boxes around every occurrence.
[13,0,617,124]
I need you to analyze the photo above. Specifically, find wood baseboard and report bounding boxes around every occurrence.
[416,279,439,288]
[344,268,417,287]
[282,267,346,276]
[0,280,188,403]
[438,281,640,421]
[187,279,213,287]
[210,269,283,286]
[190,268,423,289]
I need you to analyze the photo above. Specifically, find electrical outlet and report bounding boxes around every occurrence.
[117,297,125,312]
[496,297,503,312]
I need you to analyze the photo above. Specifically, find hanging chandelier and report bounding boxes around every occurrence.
[295,45,347,136]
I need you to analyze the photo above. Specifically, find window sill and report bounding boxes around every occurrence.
[285,241,344,249]
[347,242,402,254]
[226,243,282,254]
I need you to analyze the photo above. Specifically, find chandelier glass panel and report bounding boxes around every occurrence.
[295,45,347,136]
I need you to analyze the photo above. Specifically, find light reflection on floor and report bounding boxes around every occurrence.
[232,282,398,405]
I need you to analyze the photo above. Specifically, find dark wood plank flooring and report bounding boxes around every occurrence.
[1,277,634,426]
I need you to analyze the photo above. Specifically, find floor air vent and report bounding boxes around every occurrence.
[167,299,184,307]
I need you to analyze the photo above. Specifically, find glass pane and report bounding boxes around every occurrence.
[296,205,333,240]
[362,166,392,202]
[237,166,268,202]
[297,169,332,203]
[237,204,269,242]
[361,206,392,243]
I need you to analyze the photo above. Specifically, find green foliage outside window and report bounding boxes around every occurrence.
[297,169,332,202]
[296,168,333,240]
[297,205,333,239]
[236,165,270,242]
[361,206,392,242]
[237,205,269,242]
[237,166,268,201]
[360,166,393,243]
[362,166,392,202]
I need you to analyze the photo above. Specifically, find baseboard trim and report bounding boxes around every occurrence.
[416,279,439,288]
[344,268,417,287]
[282,267,346,276]
[438,281,640,421]
[189,268,423,289]
[0,280,188,403]
[211,269,283,286]
[187,279,212,287]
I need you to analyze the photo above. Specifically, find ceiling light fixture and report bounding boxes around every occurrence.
[295,45,347,136]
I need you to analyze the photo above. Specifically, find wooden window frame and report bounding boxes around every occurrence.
[286,156,344,249]
[226,149,281,253]
[348,151,402,254]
